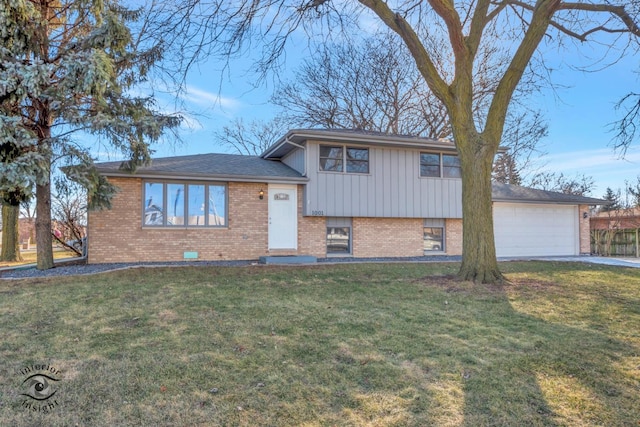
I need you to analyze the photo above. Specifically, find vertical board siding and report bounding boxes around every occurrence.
[282,148,305,174]
[305,141,463,218]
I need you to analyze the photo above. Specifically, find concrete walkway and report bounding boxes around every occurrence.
[566,256,640,268]
[501,256,640,269]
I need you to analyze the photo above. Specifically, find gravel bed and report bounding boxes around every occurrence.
[318,255,462,263]
[0,259,255,279]
[0,255,462,279]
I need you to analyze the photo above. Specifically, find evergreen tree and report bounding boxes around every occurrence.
[601,187,622,212]
[626,176,640,208]
[0,0,181,269]
[492,152,522,185]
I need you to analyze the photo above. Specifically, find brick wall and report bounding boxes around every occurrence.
[579,204,591,255]
[88,177,468,262]
[298,215,326,258]
[445,219,463,255]
[88,178,322,263]
[351,217,423,258]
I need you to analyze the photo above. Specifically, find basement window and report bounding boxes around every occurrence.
[424,219,445,253]
[326,217,352,255]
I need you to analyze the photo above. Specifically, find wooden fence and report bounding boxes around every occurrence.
[591,228,639,257]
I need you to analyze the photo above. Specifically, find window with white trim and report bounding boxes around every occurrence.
[143,181,227,227]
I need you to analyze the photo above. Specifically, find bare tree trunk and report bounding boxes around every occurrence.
[1,204,23,262]
[36,179,54,270]
[457,135,504,283]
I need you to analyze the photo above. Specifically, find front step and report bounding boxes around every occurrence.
[258,255,317,265]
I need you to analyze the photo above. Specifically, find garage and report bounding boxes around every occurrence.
[493,202,579,257]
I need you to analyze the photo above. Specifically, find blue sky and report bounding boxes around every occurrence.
[104,20,640,199]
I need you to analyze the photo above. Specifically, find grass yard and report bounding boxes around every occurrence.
[0,261,638,426]
[0,248,78,268]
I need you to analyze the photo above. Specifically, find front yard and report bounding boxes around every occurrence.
[0,262,638,426]
[0,247,79,268]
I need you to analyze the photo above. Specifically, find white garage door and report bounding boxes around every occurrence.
[493,203,579,257]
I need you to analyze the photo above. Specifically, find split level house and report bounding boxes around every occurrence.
[89,129,606,263]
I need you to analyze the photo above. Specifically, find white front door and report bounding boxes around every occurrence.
[268,185,298,250]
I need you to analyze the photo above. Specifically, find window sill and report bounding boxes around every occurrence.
[419,176,462,180]
[142,226,229,230]
[318,170,371,176]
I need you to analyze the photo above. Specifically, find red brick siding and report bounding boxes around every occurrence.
[88,179,323,263]
[445,219,463,255]
[579,204,591,255]
[89,178,469,262]
[351,218,423,258]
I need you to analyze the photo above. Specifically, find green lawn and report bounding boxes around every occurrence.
[0,248,78,268]
[0,262,638,426]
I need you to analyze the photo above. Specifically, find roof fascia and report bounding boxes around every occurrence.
[262,129,509,156]
[96,170,309,184]
[492,198,608,205]
[261,132,306,159]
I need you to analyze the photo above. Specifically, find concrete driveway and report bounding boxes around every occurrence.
[500,256,640,269]
[568,256,640,268]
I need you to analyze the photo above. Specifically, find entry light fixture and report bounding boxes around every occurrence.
[259,189,264,200]
[583,211,588,219]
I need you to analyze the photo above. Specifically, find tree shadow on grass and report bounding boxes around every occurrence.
[1,265,637,426]
[442,278,638,427]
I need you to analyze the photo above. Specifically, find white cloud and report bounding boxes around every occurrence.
[181,85,242,110]
[538,147,640,172]
[178,114,204,131]
[533,146,640,192]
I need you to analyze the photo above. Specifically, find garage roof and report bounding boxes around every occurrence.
[492,183,607,205]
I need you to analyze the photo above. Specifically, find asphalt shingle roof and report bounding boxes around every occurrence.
[95,153,305,181]
[492,182,607,205]
[94,152,606,205]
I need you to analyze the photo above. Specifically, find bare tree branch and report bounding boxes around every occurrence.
[148,0,640,282]
[612,92,640,155]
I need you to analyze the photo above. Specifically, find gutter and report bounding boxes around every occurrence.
[96,170,309,184]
